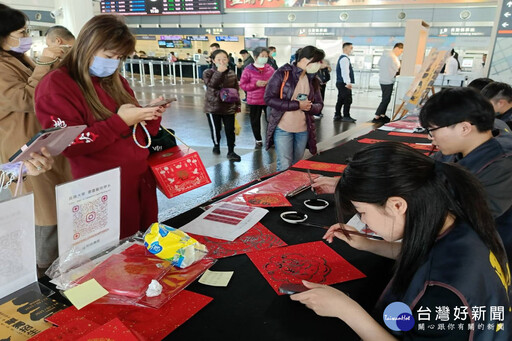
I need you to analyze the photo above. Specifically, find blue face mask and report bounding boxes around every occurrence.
[89,56,120,77]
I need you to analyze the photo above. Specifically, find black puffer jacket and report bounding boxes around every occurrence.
[203,67,240,115]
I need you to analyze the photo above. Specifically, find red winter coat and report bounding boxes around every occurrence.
[35,68,161,238]
[239,64,275,105]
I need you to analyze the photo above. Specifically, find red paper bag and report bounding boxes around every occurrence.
[148,145,211,198]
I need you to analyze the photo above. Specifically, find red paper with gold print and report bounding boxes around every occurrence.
[189,223,287,259]
[77,318,138,341]
[75,252,171,299]
[358,138,436,152]
[137,257,215,308]
[45,290,213,341]
[148,145,211,199]
[293,160,347,173]
[221,170,318,205]
[247,241,366,295]
[243,192,292,207]
[30,318,100,340]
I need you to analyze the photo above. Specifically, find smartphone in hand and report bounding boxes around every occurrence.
[145,98,177,107]
[296,94,308,101]
[279,283,309,295]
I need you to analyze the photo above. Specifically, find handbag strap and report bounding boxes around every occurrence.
[159,125,191,150]
[280,71,289,100]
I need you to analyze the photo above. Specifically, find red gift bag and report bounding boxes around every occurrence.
[148,145,211,198]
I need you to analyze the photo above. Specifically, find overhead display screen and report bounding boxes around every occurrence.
[100,0,222,15]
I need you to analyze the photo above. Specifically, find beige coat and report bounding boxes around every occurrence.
[0,51,71,226]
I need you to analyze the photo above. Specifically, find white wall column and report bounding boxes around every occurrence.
[53,0,94,37]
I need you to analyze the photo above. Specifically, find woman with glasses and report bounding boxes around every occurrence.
[293,142,511,340]
[0,4,72,272]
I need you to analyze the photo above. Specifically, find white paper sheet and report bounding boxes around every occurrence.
[346,214,368,232]
[180,202,268,241]
[56,168,121,258]
[0,194,37,299]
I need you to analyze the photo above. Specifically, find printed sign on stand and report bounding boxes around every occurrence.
[0,194,36,299]
[56,168,121,258]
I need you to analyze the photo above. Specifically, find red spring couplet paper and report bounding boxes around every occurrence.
[387,131,429,139]
[45,290,213,341]
[189,222,287,259]
[75,250,171,299]
[29,318,100,340]
[220,170,319,205]
[243,192,292,207]
[293,160,347,174]
[358,138,436,152]
[247,241,366,295]
[137,257,216,309]
[77,318,139,341]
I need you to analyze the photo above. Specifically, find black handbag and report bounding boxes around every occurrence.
[149,126,177,154]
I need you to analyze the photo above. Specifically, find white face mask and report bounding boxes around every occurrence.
[306,62,321,74]
[256,57,268,65]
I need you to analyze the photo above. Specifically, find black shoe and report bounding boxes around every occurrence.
[227,152,241,162]
[333,115,342,121]
[255,141,263,149]
[341,116,357,123]
[212,145,220,154]
[372,117,381,123]
[380,116,391,123]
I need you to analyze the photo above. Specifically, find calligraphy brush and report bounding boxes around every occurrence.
[297,222,384,240]
[306,169,317,197]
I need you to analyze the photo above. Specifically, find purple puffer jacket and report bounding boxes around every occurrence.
[239,64,275,105]
[264,63,324,154]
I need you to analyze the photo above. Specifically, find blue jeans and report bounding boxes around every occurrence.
[274,127,308,171]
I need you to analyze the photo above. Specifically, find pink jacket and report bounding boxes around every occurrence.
[239,63,275,105]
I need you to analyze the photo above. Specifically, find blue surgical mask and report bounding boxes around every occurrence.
[9,36,32,54]
[89,56,120,77]
[271,52,277,57]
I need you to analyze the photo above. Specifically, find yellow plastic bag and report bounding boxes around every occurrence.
[144,223,207,268]
[234,115,241,136]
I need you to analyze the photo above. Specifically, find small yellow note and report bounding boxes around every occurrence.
[63,279,109,310]
[198,270,234,287]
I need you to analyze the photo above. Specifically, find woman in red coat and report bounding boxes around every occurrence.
[35,15,168,238]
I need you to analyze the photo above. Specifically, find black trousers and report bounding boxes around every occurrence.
[206,113,235,152]
[335,82,352,117]
[249,104,266,141]
[374,83,394,117]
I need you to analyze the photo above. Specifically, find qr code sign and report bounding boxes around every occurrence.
[72,195,108,240]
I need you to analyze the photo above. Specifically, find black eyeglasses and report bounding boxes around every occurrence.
[425,125,449,137]
[425,122,474,137]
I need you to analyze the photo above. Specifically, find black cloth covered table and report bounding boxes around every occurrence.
[37,128,430,340]
[161,128,431,340]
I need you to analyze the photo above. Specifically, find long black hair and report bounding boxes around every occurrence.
[336,142,508,295]
[0,4,28,50]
